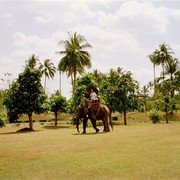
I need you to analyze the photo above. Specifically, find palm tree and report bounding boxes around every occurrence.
[164,57,179,98]
[91,69,105,85]
[57,32,92,95]
[148,52,161,92]
[154,43,173,81]
[26,54,39,69]
[40,59,56,92]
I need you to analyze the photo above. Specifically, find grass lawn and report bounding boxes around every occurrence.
[0,121,180,179]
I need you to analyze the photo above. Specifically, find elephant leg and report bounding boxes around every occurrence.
[82,118,88,134]
[102,120,106,132]
[104,117,110,132]
[90,119,99,133]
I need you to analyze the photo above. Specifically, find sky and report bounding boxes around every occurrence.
[0,0,180,99]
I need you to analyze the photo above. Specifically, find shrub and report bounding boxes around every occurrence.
[0,113,5,127]
[148,109,162,123]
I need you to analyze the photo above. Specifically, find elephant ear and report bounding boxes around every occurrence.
[86,86,99,94]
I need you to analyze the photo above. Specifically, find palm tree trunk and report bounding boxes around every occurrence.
[70,75,74,95]
[162,63,165,81]
[153,63,156,94]
[28,113,33,130]
[59,71,61,95]
[170,74,174,98]
[73,71,77,95]
[44,76,46,93]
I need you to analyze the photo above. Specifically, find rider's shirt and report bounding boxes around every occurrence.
[90,92,98,101]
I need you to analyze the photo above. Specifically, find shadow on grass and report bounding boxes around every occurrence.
[72,131,107,136]
[0,128,40,135]
[43,125,71,129]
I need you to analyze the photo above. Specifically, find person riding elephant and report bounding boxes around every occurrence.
[76,102,113,134]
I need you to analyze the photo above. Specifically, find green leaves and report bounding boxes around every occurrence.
[58,32,92,95]
[49,94,67,114]
[3,66,47,123]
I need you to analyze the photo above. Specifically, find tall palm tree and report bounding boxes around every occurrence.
[40,59,56,92]
[154,43,173,81]
[57,32,92,95]
[148,52,161,91]
[164,57,179,98]
[26,54,39,69]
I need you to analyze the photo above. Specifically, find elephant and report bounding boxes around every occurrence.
[76,103,113,134]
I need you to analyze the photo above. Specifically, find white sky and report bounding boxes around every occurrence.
[0,0,180,99]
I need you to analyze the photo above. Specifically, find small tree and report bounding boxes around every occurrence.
[113,71,139,125]
[49,91,67,126]
[4,67,46,130]
[100,68,139,125]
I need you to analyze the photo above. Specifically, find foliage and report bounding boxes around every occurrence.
[0,90,4,112]
[49,92,67,114]
[100,68,139,125]
[0,113,5,127]
[3,81,20,123]
[68,73,98,114]
[49,91,67,125]
[25,54,40,69]
[58,32,92,95]
[3,67,46,129]
[148,109,162,123]
[39,59,56,91]
[100,68,121,112]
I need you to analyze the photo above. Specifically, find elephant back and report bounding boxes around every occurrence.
[100,104,110,114]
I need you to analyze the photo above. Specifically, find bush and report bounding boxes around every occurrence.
[0,113,5,127]
[148,109,162,123]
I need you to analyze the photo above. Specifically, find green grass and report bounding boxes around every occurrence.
[0,122,180,179]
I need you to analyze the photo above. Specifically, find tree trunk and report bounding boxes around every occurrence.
[162,63,165,81]
[59,71,61,95]
[28,113,33,130]
[153,63,156,94]
[70,75,74,95]
[44,76,46,91]
[55,112,58,126]
[170,74,174,99]
[165,104,168,123]
[123,110,127,125]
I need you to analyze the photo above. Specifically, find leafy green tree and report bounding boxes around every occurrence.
[57,32,92,95]
[3,82,19,123]
[0,90,5,113]
[100,68,139,125]
[3,67,46,130]
[49,91,67,126]
[40,59,56,92]
[114,72,139,125]
[100,69,121,114]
